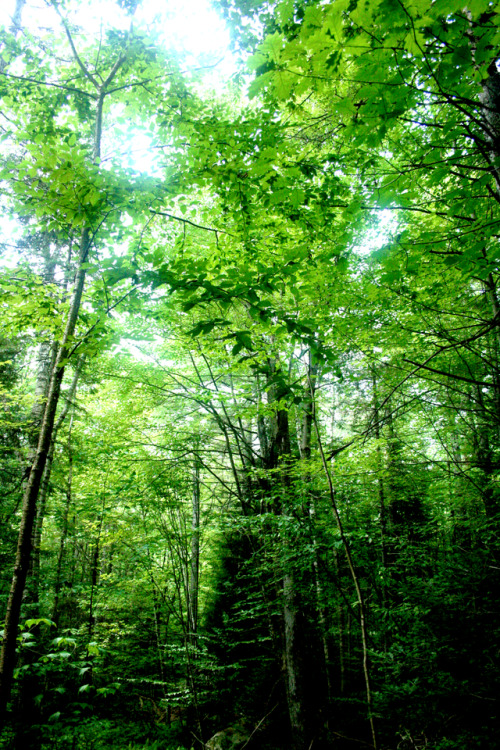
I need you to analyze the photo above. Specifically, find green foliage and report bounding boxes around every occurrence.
[2,0,500,748]
[1,717,191,750]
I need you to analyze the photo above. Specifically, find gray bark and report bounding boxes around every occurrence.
[52,408,75,625]
[479,58,500,192]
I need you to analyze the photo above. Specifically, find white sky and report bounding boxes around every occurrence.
[0,0,236,261]
[0,0,234,73]
[1,0,237,175]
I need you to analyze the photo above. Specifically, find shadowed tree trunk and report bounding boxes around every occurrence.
[266,356,310,750]
[300,356,333,704]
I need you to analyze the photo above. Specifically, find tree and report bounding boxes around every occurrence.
[0,0,189,714]
[1,0,500,747]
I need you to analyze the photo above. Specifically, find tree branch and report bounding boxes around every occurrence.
[150,209,234,237]
[403,358,493,388]
[0,71,97,98]
[52,2,100,88]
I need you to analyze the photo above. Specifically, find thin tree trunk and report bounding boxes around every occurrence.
[282,567,308,750]
[311,380,377,750]
[479,58,500,193]
[52,408,75,625]
[88,487,107,646]
[188,458,200,647]
[88,540,100,640]
[0,30,128,714]
[30,360,83,611]
[371,369,388,565]
[335,553,346,695]
[0,0,25,73]
[267,358,310,750]
[301,355,333,702]
[0,231,91,715]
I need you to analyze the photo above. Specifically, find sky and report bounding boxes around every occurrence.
[1,0,237,173]
[0,0,234,72]
[0,0,237,259]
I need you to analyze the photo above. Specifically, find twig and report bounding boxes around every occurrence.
[241,703,279,749]
[150,209,234,237]
[0,70,97,98]
[403,358,493,388]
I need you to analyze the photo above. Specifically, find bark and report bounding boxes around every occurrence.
[300,356,333,702]
[184,464,204,744]
[255,375,270,466]
[27,341,58,452]
[371,368,388,570]
[25,234,62,451]
[282,569,308,750]
[472,383,500,517]
[24,236,68,604]
[0,230,91,715]
[0,0,25,73]
[479,57,500,193]
[335,553,346,695]
[88,539,100,640]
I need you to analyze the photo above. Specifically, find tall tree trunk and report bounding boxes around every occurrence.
[300,356,333,703]
[0,231,91,715]
[52,408,75,625]
[371,368,388,570]
[29,359,83,612]
[0,33,127,714]
[267,358,310,750]
[88,540,100,641]
[312,393,377,749]
[282,567,308,750]
[479,57,500,193]
[0,0,25,73]
[472,382,499,518]
[187,458,200,647]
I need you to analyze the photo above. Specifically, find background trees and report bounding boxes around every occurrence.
[1,0,499,749]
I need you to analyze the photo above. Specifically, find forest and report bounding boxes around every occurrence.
[0,0,499,748]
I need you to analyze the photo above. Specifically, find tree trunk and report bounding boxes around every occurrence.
[0,231,91,715]
[267,358,310,750]
[479,58,500,193]
[187,458,200,646]
[282,569,308,750]
[88,539,100,641]
[0,0,25,73]
[0,33,127,714]
[312,402,377,749]
[301,357,333,702]
[29,360,82,612]
[52,409,75,625]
